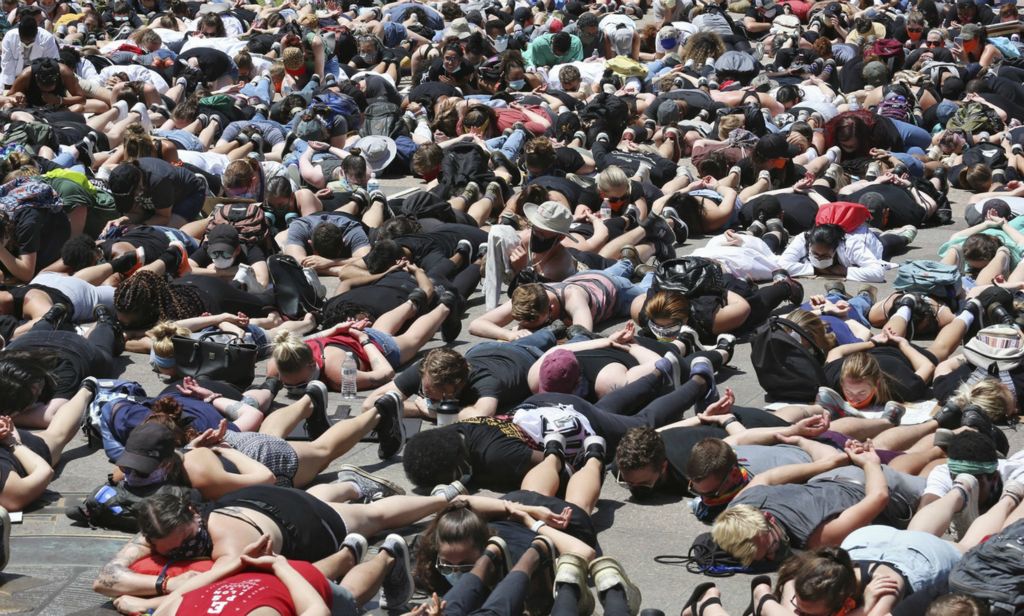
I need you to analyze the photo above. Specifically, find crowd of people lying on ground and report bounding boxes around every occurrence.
[0,0,1023,612]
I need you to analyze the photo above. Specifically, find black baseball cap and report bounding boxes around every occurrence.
[116,423,176,474]
[207,224,240,253]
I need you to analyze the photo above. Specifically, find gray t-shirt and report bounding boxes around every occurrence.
[730,481,864,548]
[735,444,812,475]
[285,212,370,256]
[31,272,115,322]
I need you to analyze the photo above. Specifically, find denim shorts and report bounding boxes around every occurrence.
[365,327,401,368]
[840,526,962,592]
[329,581,358,616]
[154,129,203,152]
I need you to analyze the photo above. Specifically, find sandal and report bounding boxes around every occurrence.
[682,582,720,616]
[742,575,774,616]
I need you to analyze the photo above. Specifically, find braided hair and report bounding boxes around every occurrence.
[114,271,204,329]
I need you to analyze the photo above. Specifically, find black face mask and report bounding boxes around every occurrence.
[165,516,214,560]
[530,230,559,253]
[628,485,658,500]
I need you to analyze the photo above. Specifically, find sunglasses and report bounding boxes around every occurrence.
[687,468,735,498]
[209,250,234,260]
[602,193,629,204]
[436,558,475,575]
[926,41,943,47]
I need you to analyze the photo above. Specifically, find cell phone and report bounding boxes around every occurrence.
[954,35,964,44]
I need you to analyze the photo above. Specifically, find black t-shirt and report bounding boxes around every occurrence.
[454,420,536,490]
[179,48,233,81]
[575,348,637,401]
[357,74,403,106]
[526,176,583,204]
[738,159,806,191]
[394,344,536,412]
[554,148,586,175]
[0,430,51,493]
[845,184,926,228]
[426,58,475,84]
[326,270,418,321]
[824,346,930,402]
[7,208,70,276]
[101,225,173,262]
[407,82,460,108]
[137,157,207,213]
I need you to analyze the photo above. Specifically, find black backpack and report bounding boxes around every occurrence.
[394,190,456,223]
[439,141,495,196]
[653,257,726,302]
[948,518,1024,615]
[580,92,629,147]
[655,532,779,577]
[359,100,407,139]
[962,143,1009,171]
[66,478,187,532]
[750,316,827,402]
[268,254,323,319]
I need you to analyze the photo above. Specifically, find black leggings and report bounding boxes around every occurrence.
[176,275,277,317]
[525,370,708,451]
[879,233,911,260]
[430,263,483,300]
[742,281,793,334]
[443,569,530,616]
[14,321,118,398]
[632,335,725,374]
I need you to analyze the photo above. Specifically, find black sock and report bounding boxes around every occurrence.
[601,586,630,616]
[158,248,180,273]
[110,251,137,274]
[553,583,581,615]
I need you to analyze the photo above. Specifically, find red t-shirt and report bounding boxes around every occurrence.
[176,560,332,615]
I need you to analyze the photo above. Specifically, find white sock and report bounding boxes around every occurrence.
[896,306,913,322]
[804,147,818,159]
[956,310,975,328]
[825,148,839,164]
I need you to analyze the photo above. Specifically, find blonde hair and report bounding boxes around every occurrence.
[839,352,891,404]
[644,290,690,324]
[146,321,191,358]
[784,309,836,353]
[717,114,744,140]
[597,166,629,193]
[272,331,314,372]
[951,378,1014,423]
[712,505,768,567]
[510,284,548,323]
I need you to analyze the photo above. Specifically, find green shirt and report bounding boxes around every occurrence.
[523,33,583,68]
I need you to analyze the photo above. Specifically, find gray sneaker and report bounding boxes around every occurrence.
[341,532,368,562]
[379,534,414,608]
[431,480,468,502]
[335,464,405,503]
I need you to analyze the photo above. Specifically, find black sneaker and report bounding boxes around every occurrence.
[543,432,567,460]
[42,302,71,330]
[335,464,405,502]
[933,402,963,429]
[715,333,736,364]
[963,405,1009,456]
[408,288,429,314]
[380,534,414,609]
[546,319,568,340]
[375,391,407,459]
[582,435,606,463]
[566,324,598,341]
[94,304,125,356]
[661,206,689,245]
[304,380,330,439]
[0,506,8,572]
[439,290,464,343]
[490,150,522,186]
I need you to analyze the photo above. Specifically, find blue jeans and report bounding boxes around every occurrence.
[393,135,417,170]
[240,76,274,105]
[154,129,203,152]
[599,260,654,316]
[890,148,926,177]
[841,526,961,593]
[365,328,401,368]
[827,291,872,327]
[469,329,557,363]
[892,119,932,151]
[486,129,527,162]
[284,78,321,105]
[154,226,200,252]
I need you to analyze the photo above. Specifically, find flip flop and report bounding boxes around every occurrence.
[742,575,776,616]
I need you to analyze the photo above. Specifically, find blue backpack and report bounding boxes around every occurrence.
[81,379,147,460]
[893,260,962,306]
[311,91,362,132]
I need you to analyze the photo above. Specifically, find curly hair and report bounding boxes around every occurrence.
[615,427,667,472]
[114,271,204,329]
[402,428,468,488]
[0,350,58,415]
[420,348,469,389]
[679,31,725,67]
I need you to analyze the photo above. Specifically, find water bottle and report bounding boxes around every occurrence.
[1013,34,1021,43]
[600,199,612,219]
[366,172,380,194]
[341,352,357,399]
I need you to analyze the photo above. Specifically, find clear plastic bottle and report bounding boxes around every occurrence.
[366,172,380,195]
[341,352,357,399]
[600,199,612,219]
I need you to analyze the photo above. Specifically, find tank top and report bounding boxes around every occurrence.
[542,271,617,324]
[305,333,372,371]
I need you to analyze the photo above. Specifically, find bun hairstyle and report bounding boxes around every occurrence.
[146,321,190,360]
[271,331,314,372]
[776,547,858,613]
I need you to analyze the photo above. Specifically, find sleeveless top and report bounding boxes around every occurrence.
[542,271,618,324]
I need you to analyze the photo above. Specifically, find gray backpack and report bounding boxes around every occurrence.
[948,518,1024,615]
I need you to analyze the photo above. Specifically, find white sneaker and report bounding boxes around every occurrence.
[302,267,327,300]
[951,474,980,541]
[233,263,265,293]
[113,100,129,122]
[131,102,152,132]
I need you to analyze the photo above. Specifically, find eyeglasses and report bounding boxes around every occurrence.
[687,469,734,498]
[209,250,234,260]
[614,468,658,489]
[436,558,475,575]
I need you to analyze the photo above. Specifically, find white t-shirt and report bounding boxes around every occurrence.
[178,151,230,175]
[543,61,606,90]
[98,64,170,93]
[924,450,1024,497]
[179,36,248,58]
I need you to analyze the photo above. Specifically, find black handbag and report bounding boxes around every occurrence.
[171,331,258,389]
[750,316,827,403]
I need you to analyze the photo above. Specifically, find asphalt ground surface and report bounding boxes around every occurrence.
[5,178,1022,616]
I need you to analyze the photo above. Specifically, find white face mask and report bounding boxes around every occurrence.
[809,254,834,269]
[649,321,682,340]
[212,256,235,269]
